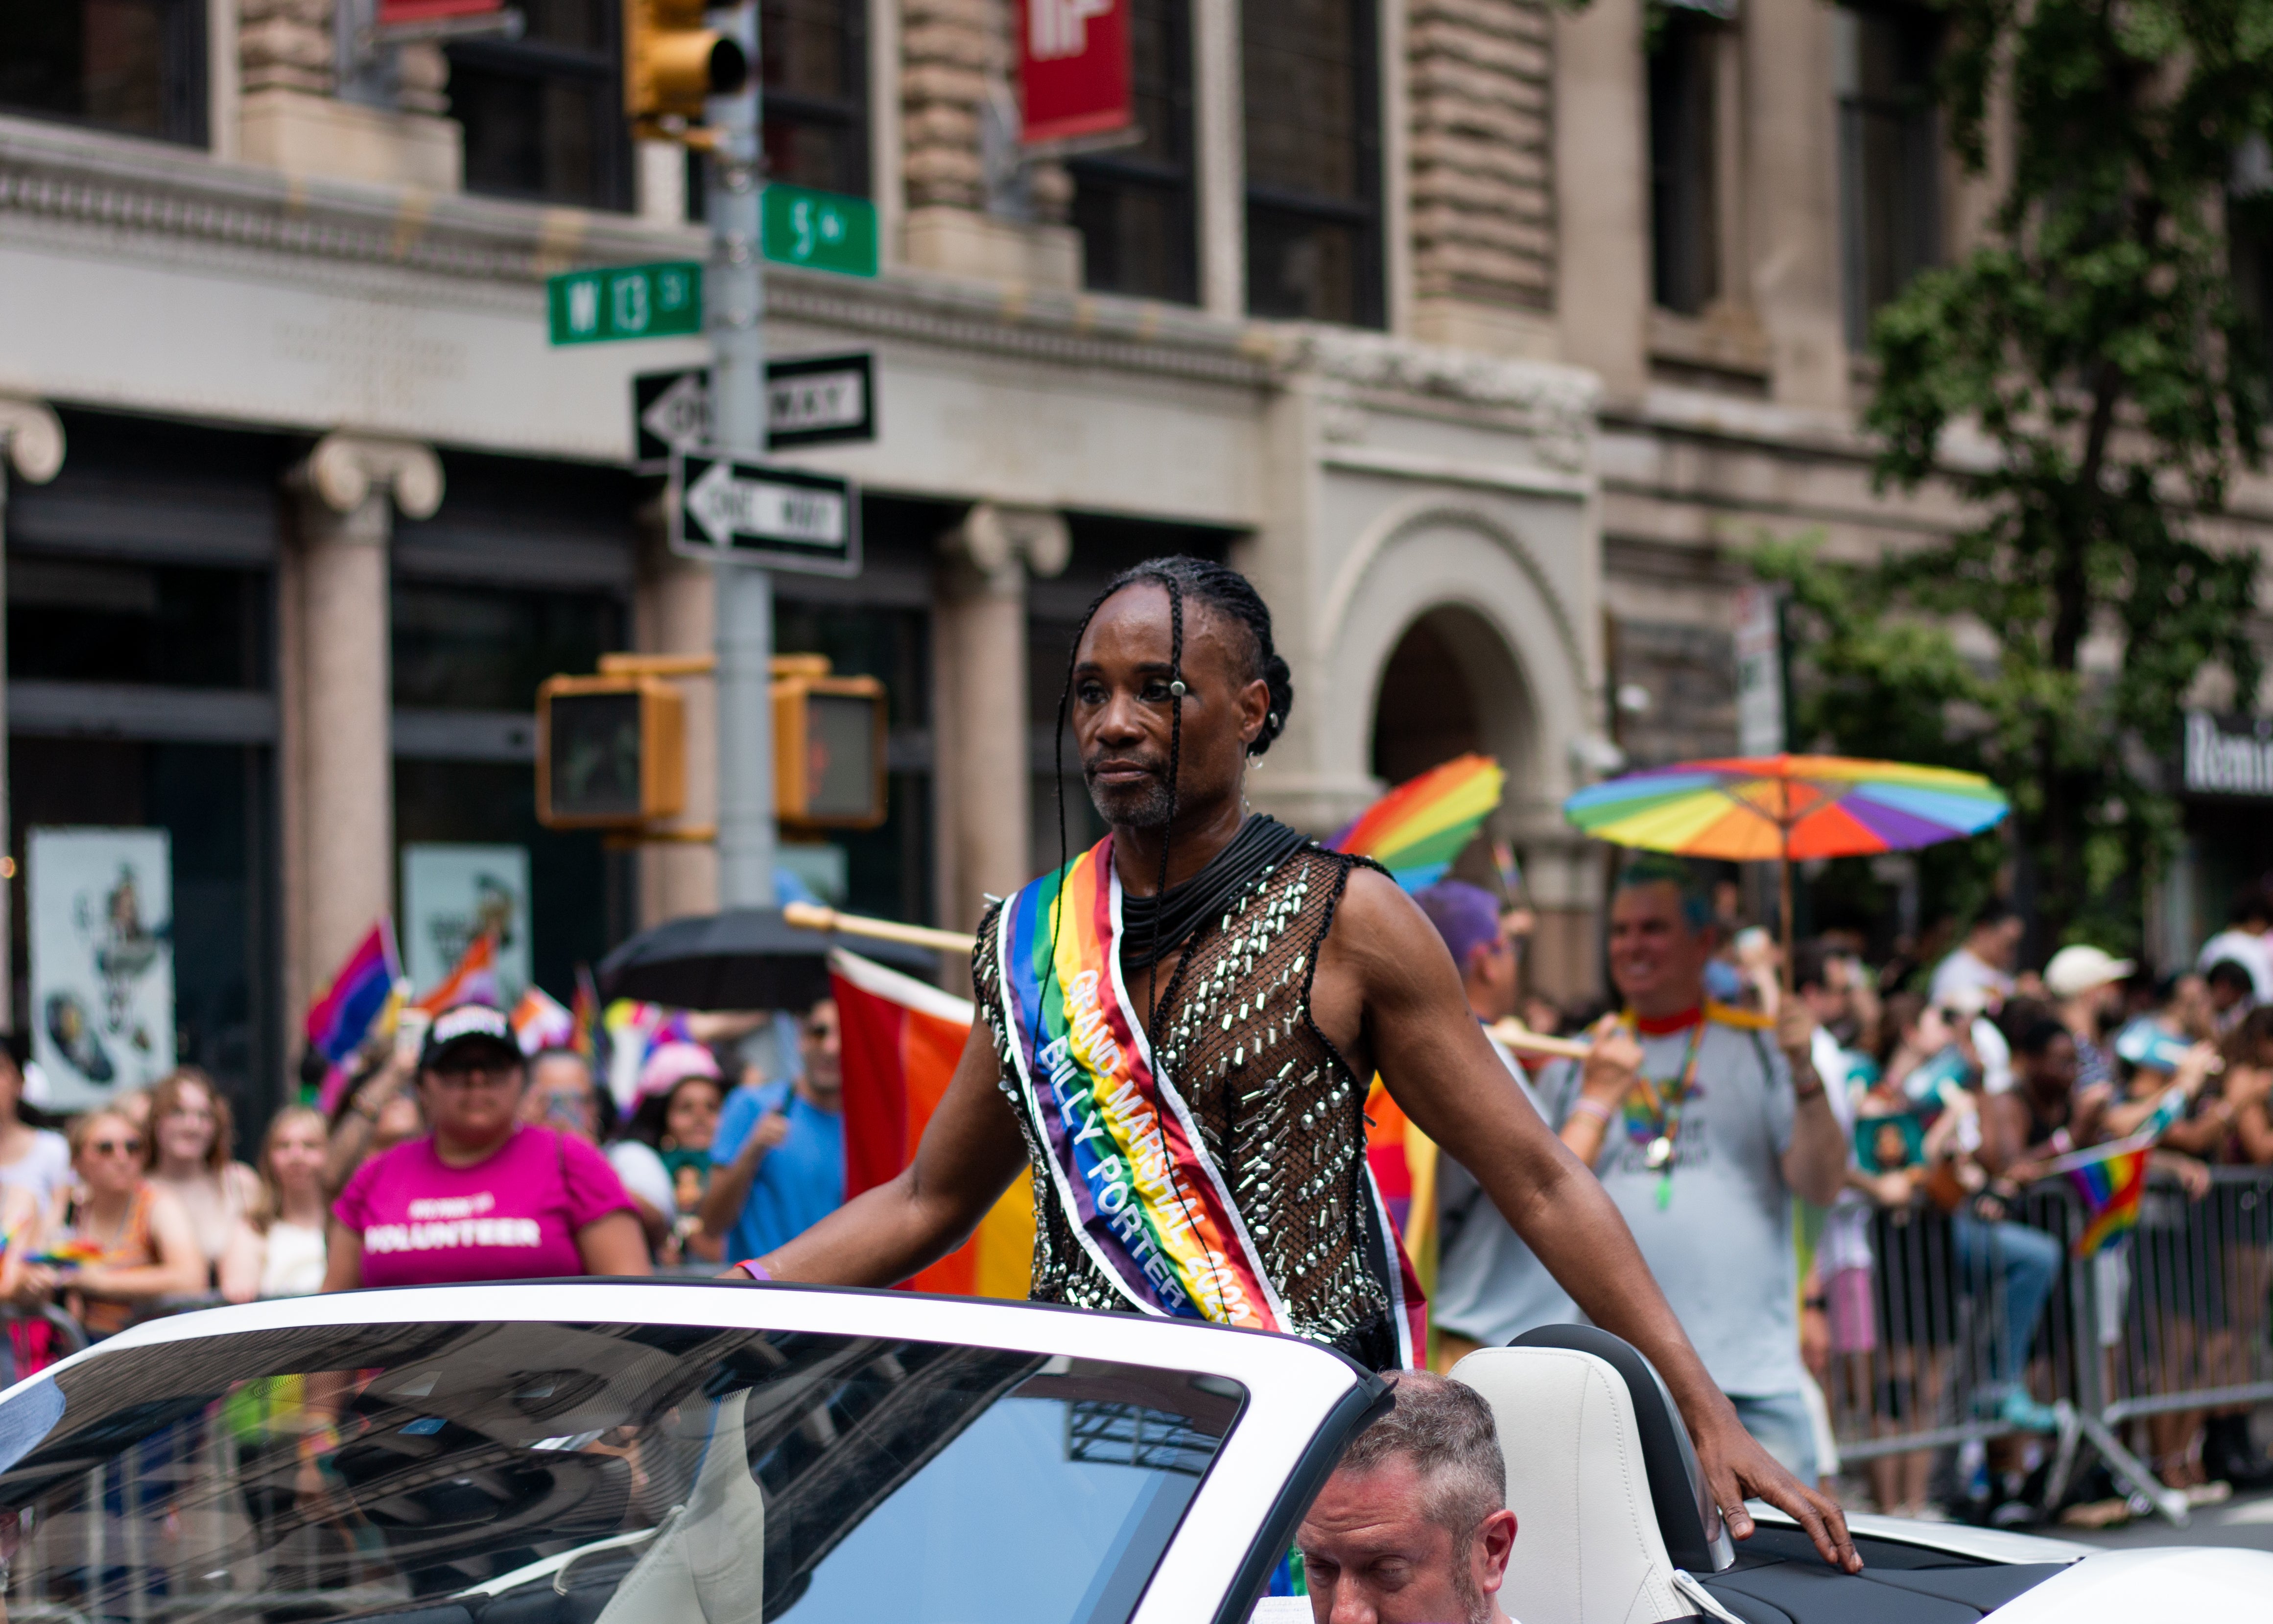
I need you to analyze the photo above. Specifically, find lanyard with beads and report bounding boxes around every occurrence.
[1623,1013,1708,1210]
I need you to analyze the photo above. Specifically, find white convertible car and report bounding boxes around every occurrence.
[0,1280,2261,1624]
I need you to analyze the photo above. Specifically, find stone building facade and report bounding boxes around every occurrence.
[0,0,2265,1118]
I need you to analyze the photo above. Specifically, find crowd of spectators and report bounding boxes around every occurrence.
[0,988,849,1373]
[1449,866,2273,1526]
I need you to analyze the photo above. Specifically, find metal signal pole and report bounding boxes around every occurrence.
[706,1,776,909]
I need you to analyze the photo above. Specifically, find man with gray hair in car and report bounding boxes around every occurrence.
[1294,1371,1521,1624]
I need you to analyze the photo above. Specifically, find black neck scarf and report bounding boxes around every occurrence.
[1118,814,1311,970]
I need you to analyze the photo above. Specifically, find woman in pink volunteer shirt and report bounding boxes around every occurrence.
[323,1004,650,1291]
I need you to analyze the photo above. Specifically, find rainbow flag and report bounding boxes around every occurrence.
[570,965,601,1063]
[833,948,1033,1299]
[305,921,402,1064]
[2066,1147,2149,1258]
[1334,754,1505,892]
[413,933,499,1015]
[510,986,576,1056]
[601,999,693,1107]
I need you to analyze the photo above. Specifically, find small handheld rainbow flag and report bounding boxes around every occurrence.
[510,986,576,1056]
[304,921,402,1065]
[413,933,499,1015]
[1333,754,1506,893]
[32,1239,108,1268]
[2065,1149,2149,1258]
[570,965,601,1063]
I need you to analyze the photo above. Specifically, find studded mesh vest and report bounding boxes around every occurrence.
[975,844,1405,1370]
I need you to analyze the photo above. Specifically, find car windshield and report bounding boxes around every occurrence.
[0,1318,1244,1624]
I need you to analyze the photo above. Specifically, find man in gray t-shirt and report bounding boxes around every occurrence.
[1551,856,1847,1482]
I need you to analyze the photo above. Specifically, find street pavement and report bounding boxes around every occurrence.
[2055,1483,2273,1551]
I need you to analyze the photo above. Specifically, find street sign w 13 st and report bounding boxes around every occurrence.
[670,451,861,577]
[549,261,703,345]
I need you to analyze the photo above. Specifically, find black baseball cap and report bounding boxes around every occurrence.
[419,1005,522,1072]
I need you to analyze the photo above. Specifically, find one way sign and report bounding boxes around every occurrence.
[669,451,862,577]
[634,351,876,471]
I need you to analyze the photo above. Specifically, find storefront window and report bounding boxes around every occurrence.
[0,0,206,146]
[391,579,628,1004]
[9,559,266,690]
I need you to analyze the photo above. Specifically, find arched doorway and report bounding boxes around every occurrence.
[1370,604,1535,794]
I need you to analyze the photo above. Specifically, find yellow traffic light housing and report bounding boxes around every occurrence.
[623,0,748,144]
[772,655,889,830]
[536,675,687,829]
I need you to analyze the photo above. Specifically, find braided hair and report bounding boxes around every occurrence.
[1048,556,1296,1017]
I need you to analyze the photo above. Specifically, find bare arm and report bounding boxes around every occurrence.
[321,1222,363,1293]
[750,1021,1029,1283]
[1775,1003,1849,1208]
[79,1187,207,1302]
[1326,871,1859,1573]
[575,1210,655,1277]
[697,1106,784,1241]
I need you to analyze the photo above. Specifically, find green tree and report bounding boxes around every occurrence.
[1765,0,2266,949]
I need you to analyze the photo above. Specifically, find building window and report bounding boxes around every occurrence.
[0,0,206,145]
[1242,0,1383,327]
[1068,0,1197,305]
[450,0,633,211]
[1648,7,1721,317]
[1837,4,1941,347]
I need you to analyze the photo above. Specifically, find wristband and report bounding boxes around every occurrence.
[739,1259,772,1282]
[1570,1097,1616,1127]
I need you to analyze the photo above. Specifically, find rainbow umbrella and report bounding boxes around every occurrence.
[1563,753,2009,975]
[1334,753,1505,892]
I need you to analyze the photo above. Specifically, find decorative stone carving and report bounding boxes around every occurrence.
[1408,0,1556,314]
[904,0,993,211]
[241,0,336,96]
[949,501,1071,580]
[0,398,64,485]
[1273,328,1598,471]
[297,433,444,520]
[394,43,451,117]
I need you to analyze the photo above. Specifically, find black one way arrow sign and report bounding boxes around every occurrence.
[668,451,862,578]
[634,351,876,472]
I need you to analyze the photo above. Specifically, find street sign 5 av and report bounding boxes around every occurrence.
[634,351,877,471]
[761,184,879,278]
[549,260,703,345]
[671,451,861,577]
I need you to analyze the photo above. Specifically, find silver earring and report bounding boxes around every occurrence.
[1170,680,1187,697]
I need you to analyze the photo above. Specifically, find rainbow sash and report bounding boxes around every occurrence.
[996,838,1288,1331]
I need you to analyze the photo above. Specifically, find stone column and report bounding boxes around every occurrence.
[1742,0,1847,409]
[1550,0,1649,399]
[932,504,1067,934]
[1522,835,1606,1003]
[632,517,719,927]
[0,401,65,1028]
[284,434,440,1033]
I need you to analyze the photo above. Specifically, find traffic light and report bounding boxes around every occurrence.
[772,656,888,829]
[536,675,687,829]
[623,0,748,142]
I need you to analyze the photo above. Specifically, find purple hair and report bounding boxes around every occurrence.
[1417,880,1502,974]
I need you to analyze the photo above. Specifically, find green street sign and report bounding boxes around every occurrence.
[761,185,878,278]
[548,260,704,345]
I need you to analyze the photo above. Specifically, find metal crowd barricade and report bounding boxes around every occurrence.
[1822,1166,2273,1526]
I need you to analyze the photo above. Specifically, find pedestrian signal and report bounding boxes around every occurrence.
[623,0,748,141]
[537,676,687,829]
[772,656,887,829]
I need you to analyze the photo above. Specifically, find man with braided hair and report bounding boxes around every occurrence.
[740,555,1860,1572]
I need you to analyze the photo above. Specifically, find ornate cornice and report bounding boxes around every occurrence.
[1269,326,1600,471]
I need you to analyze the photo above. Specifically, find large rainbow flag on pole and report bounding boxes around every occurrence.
[832,948,1034,1298]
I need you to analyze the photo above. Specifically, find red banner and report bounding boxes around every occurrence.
[377,0,505,23]
[1018,0,1133,145]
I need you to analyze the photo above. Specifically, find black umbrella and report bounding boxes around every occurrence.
[595,907,940,1011]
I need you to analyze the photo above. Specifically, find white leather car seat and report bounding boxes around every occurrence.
[1452,1329,1730,1624]
[596,1388,767,1624]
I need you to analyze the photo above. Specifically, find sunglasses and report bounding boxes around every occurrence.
[89,1138,142,1157]
[430,1066,518,1090]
